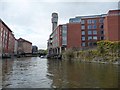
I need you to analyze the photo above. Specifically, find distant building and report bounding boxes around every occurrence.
[14,39,18,55]
[32,46,38,53]
[17,38,32,54]
[0,20,2,57]
[0,19,15,57]
[52,13,58,31]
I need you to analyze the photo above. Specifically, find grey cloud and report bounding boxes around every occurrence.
[0,1,118,49]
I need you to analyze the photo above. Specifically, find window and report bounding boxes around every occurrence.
[87,20,92,24]
[93,31,97,35]
[81,20,85,24]
[82,31,85,35]
[92,20,97,24]
[93,25,97,29]
[88,25,92,29]
[82,42,85,46]
[100,30,104,34]
[81,25,85,29]
[62,30,67,34]
[100,36,104,40]
[88,36,92,40]
[62,25,67,30]
[87,19,97,24]
[100,25,103,29]
[99,19,104,23]
[93,42,97,46]
[93,36,97,40]
[88,42,92,46]
[88,30,92,35]
[82,36,85,41]
[62,37,67,45]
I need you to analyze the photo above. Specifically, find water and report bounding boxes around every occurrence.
[1,57,119,88]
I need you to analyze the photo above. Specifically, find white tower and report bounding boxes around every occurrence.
[52,13,58,31]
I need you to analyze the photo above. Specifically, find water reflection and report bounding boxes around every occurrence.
[2,57,119,88]
[2,57,52,88]
[47,59,119,88]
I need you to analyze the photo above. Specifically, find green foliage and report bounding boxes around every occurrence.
[63,48,74,60]
[63,40,120,62]
[97,40,120,61]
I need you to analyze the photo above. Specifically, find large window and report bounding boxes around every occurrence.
[82,31,85,35]
[100,36,104,40]
[62,37,67,45]
[100,30,104,34]
[93,25,97,29]
[93,31,97,35]
[87,20,92,24]
[87,19,97,24]
[88,36,92,40]
[92,20,97,24]
[88,25,92,29]
[81,25,85,29]
[82,36,85,41]
[62,25,67,45]
[100,24,104,29]
[81,20,85,24]
[88,30,92,35]
[93,36,97,40]
[82,42,85,46]
[88,42,92,46]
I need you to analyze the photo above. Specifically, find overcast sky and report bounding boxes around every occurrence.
[0,0,119,49]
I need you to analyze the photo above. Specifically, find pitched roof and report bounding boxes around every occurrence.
[18,38,32,44]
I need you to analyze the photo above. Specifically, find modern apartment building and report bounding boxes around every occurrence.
[17,38,32,54]
[48,23,82,56]
[77,14,106,47]
[0,19,15,57]
[47,9,120,57]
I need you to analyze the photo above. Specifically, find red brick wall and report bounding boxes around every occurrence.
[1,21,15,55]
[104,14,120,41]
[67,23,81,49]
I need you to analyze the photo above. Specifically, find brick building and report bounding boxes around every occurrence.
[0,19,15,57]
[48,23,81,56]
[77,14,106,47]
[104,10,120,41]
[48,9,120,57]
[14,38,18,55]
[17,38,32,54]
[0,21,2,57]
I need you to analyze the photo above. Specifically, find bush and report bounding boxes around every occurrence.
[63,48,74,60]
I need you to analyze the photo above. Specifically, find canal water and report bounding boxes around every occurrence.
[1,57,119,88]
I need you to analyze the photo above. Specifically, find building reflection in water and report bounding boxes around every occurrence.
[47,59,119,88]
[2,58,119,88]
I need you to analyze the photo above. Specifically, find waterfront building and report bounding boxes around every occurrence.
[32,45,38,54]
[48,23,82,56]
[104,10,120,41]
[17,38,32,54]
[76,14,106,47]
[0,20,2,57]
[14,38,18,55]
[0,19,15,57]
[47,9,120,57]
